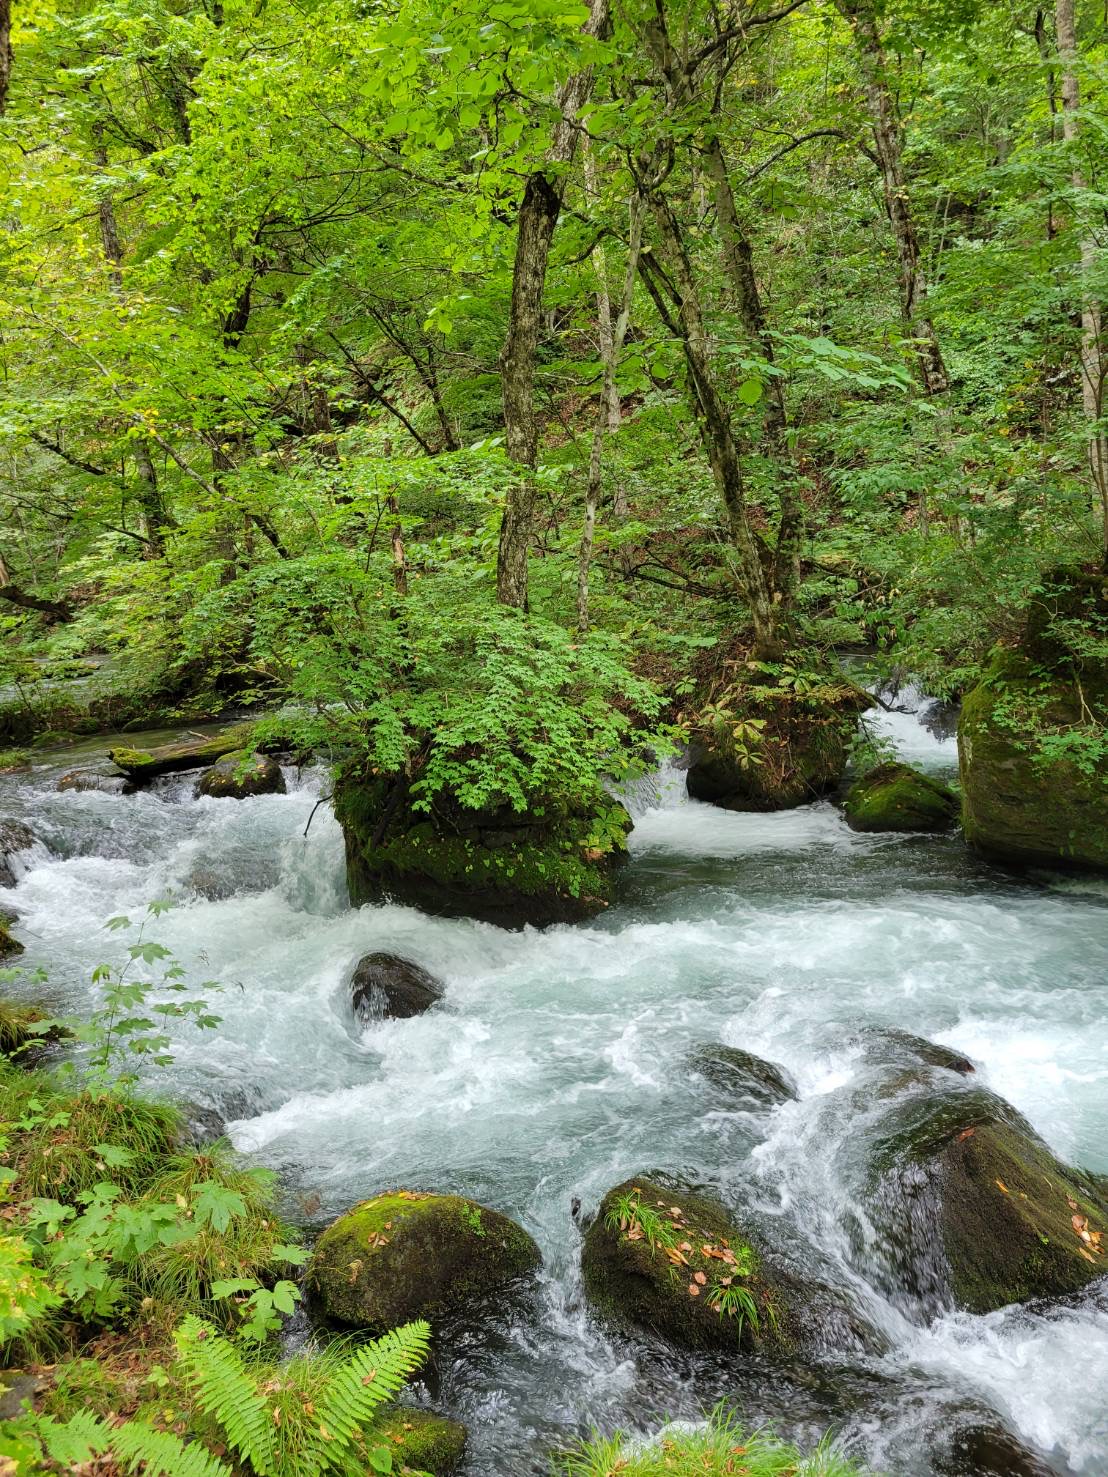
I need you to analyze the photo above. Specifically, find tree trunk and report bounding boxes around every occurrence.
[835,0,949,397]
[0,0,11,115]
[577,176,643,632]
[1056,0,1108,561]
[496,0,610,609]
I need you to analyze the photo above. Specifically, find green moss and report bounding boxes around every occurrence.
[377,1408,467,1475]
[581,1177,795,1356]
[0,921,23,960]
[108,722,257,781]
[195,750,285,799]
[843,762,958,833]
[308,1190,541,1333]
[0,749,30,773]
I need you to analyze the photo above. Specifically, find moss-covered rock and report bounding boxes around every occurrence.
[581,1176,800,1355]
[686,678,871,811]
[958,572,1108,872]
[334,769,633,929]
[376,1409,466,1475]
[195,750,286,799]
[108,722,256,782]
[872,1088,1108,1314]
[308,1190,541,1333]
[843,763,958,833]
[688,1045,797,1108]
[0,921,22,959]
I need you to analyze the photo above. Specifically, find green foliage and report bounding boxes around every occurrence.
[23,1407,231,1477]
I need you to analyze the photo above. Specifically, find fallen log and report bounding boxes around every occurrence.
[108,722,255,781]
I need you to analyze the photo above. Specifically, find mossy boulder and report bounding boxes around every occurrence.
[843,763,958,833]
[688,1045,797,1108]
[195,750,286,799]
[581,1176,800,1355]
[959,572,1108,872]
[0,922,23,959]
[686,679,871,811]
[351,953,443,1022]
[334,768,633,929]
[108,722,256,782]
[0,819,40,888]
[871,1087,1108,1314]
[308,1190,541,1333]
[376,1409,466,1475]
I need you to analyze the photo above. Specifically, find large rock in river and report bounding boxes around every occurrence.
[870,1086,1107,1314]
[0,819,40,888]
[958,571,1108,872]
[308,1190,541,1333]
[333,768,632,929]
[843,763,959,833]
[688,1044,797,1108]
[351,953,443,1021]
[195,751,285,799]
[582,1175,802,1355]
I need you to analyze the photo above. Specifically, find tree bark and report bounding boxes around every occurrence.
[496,0,610,609]
[835,0,949,397]
[1056,0,1108,561]
[0,0,11,115]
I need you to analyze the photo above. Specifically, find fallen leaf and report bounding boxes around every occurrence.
[688,1282,701,1297]
[1067,1196,1079,1210]
[694,1271,707,1286]
[956,1127,976,1142]
[995,1179,1010,1194]
[1072,1214,1088,1233]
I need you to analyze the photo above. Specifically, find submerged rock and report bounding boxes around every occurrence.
[936,1422,1062,1477]
[858,1028,975,1076]
[108,722,255,782]
[843,762,959,833]
[0,819,40,888]
[376,1409,466,1475]
[688,1044,797,1107]
[686,679,871,811]
[308,1190,541,1333]
[195,750,286,799]
[581,1175,801,1355]
[870,1086,1108,1315]
[334,768,632,929]
[959,571,1108,872]
[351,953,443,1021]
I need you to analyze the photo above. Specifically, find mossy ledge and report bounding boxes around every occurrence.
[843,762,959,833]
[376,1408,467,1475]
[307,1190,541,1333]
[333,767,633,929]
[581,1176,797,1355]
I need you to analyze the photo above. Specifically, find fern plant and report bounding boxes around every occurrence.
[24,1408,231,1477]
[175,1314,433,1476]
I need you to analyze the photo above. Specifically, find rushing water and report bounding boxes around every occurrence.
[3,691,1108,1475]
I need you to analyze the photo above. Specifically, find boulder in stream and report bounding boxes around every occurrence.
[0,819,40,888]
[843,762,959,833]
[308,1190,541,1333]
[581,1175,803,1355]
[195,750,286,799]
[108,722,256,782]
[0,921,23,959]
[334,767,633,929]
[351,952,444,1021]
[871,1086,1108,1314]
[57,768,132,796]
[688,1044,797,1107]
[857,1028,976,1076]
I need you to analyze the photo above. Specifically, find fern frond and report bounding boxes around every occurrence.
[175,1313,276,1476]
[304,1320,432,1468]
[35,1410,231,1477]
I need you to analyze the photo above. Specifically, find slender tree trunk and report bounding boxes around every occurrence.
[1056,0,1108,562]
[835,0,949,396]
[0,0,11,114]
[577,178,643,632]
[496,0,610,609]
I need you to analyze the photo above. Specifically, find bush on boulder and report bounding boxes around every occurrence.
[308,1189,541,1333]
[195,750,286,799]
[843,763,958,833]
[581,1175,799,1355]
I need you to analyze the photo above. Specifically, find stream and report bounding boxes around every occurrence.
[2,692,1107,1475]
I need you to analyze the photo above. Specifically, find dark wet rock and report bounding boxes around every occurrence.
[581,1175,806,1356]
[689,1044,797,1107]
[0,1000,68,1059]
[685,679,871,812]
[0,1372,44,1420]
[376,1409,466,1475]
[843,762,959,834]
[334,768,632,929]
[869,1085,1108,1315]
[195,750,285,799]
[351,952,444,1021]
[858,1028,976,1076]
[0,819,39,888]
[919,697,961,744]
[109,722,256,782]
[936,1421,1063,1477]
[0,903,16,926]
[57,768,132,795]
[959,571,1108,873]
[308,1190,541,1334]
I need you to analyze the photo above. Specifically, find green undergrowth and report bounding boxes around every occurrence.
[556,1407,864,1476]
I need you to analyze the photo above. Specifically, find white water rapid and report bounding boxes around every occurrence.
[2,691,1107,1475]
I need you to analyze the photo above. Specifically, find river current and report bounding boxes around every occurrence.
[2,692,1107,1474]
